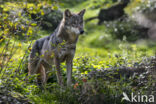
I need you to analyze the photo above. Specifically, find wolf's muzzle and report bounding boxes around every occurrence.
[80,30,84,34]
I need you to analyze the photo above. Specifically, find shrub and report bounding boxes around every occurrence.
[106,17,146,42]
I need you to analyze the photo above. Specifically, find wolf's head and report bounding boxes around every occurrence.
[63,9,86,35]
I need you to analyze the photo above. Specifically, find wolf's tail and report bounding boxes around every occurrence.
[85,16,98,23]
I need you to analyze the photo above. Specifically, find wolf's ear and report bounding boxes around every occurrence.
[78,9,86,17]
[64,9,71,17]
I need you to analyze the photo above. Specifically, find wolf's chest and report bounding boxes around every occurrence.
[58,48,69,62]
[58,45,76,62]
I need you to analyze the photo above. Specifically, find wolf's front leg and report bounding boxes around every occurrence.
[54,57,63,86]
[66,59,73,86]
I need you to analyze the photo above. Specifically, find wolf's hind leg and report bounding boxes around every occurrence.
[28,58,41,75]
[37,64,47,85]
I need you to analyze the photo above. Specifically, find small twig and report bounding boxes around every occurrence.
[0,38,11,71]
[0,40,16,77]
[0,38,10,57]
[17,40,33,74]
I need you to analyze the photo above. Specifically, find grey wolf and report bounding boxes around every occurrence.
[28,9,86,86]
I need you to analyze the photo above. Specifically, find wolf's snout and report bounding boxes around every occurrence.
[80,30,84,34]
